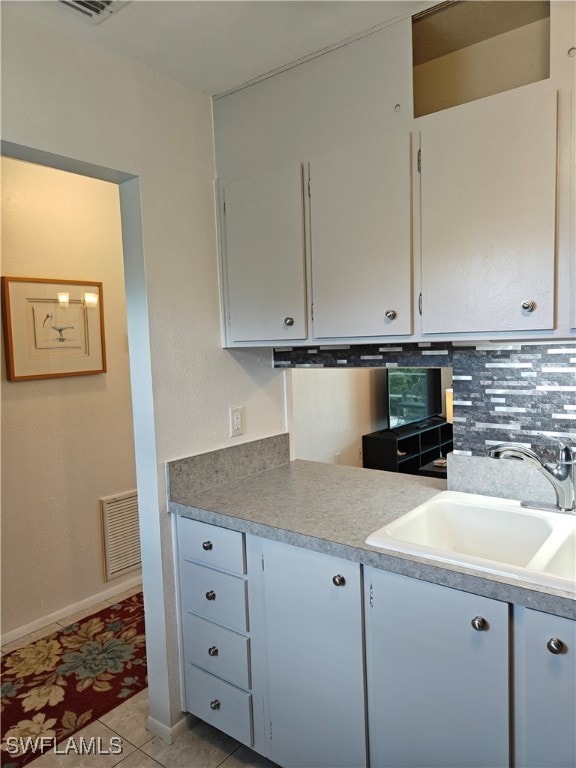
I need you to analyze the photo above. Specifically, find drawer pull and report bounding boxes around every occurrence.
[332,574,346,587]
[210,699,221,710]
[547,637,566,655]
[208,645,219,657]
[202,541,213,551]
[205,590,216,601]
[471,616,488,632]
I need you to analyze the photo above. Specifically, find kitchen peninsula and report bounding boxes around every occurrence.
[170,457,573,614]
[168,435,575,768]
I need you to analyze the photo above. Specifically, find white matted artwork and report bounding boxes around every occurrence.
[2,277,106,380]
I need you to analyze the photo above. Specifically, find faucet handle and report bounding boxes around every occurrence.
[548,437,576,464]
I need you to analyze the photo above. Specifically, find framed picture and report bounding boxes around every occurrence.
[1,277,106,381]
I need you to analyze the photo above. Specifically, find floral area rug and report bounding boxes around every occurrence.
[1,592,147,768]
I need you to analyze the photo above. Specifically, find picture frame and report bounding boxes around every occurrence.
[1,277,106,381]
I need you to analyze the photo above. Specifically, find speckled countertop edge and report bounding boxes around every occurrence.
[170,460,575,620]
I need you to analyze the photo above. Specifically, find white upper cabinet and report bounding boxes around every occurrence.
[220,164,307,344]
[420,87,558,335]
[309,129,412,339]
[214,3,574,346]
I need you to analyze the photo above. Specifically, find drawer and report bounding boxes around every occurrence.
[180,560,248,632]
[183,613,250,690]
[178,517,245,574]
[185,664,253,747]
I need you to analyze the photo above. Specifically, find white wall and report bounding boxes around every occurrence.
[1,3,285,736]
[1,157,138,633]
[290,369,387,467]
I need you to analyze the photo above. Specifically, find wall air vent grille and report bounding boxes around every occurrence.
[58,0,130,24]
[101,490,141,581]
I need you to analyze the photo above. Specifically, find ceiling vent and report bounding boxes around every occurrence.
[57,1,130,25]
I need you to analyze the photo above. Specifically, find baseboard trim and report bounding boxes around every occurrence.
[1,574,142,646]
[146,713,196,744]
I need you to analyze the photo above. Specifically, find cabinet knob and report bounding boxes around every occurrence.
[547,637,566,655]
[332,574,346,587]
[205,590,216,601]
[471,616,488,632]
[208,646,219,657]
[385,310,397,320]
[210,699,221,710]
[202,541,213,551]
[284,316,295,327]
[521,300,536,312]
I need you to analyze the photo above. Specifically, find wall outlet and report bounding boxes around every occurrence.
[229,406,245,437]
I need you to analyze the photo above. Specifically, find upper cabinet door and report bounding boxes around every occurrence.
[421,88,558,334]
[221,164,307,344]
[309,129,412,339]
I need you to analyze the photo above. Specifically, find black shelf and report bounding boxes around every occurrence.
[362,417,452,478]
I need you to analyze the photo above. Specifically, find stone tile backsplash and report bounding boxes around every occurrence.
[273,342,453,368]
[451,343,576,458]
[273,341,576,458]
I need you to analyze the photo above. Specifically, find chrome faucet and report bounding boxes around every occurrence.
[487,440,576,513]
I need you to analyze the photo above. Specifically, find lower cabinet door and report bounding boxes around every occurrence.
[514,607,576,768]
[261,539,366,768]
[365,568,510,768]
[185,665,253,747]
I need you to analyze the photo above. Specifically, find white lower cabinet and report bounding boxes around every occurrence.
[364,567,510,768]
[177,517,255,749]
[184,665,253,745]
[514,606,576,768]
[177,517,574,768]
[255,537,367,768]
[182,613,250,690]
[177,521,366,767]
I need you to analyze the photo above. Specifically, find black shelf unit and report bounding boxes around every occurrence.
[362,417,453,477]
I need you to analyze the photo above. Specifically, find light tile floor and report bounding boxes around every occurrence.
[4,585,278,768]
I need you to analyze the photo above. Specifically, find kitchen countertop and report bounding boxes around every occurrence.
[170,459,575,619]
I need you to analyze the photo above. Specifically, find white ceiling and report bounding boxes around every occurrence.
[16,1,432,96]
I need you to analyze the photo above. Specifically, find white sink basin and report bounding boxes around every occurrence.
[534,531,576,581]
[365,491,576,592]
